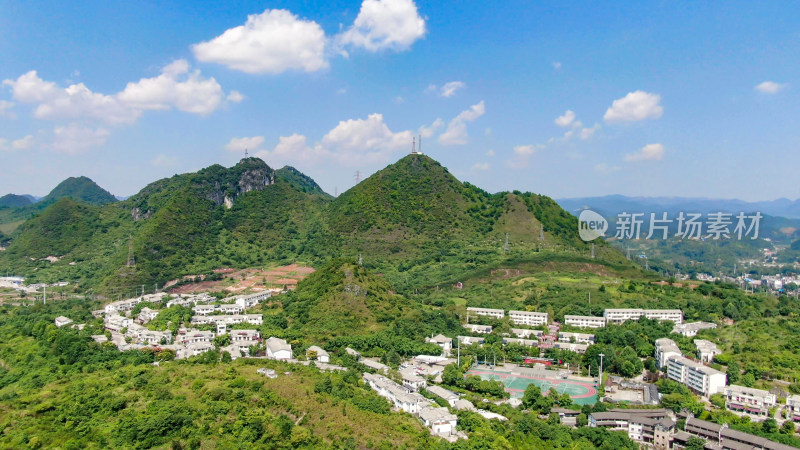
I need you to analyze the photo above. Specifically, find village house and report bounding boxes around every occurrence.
[426,385,459,407]
[137,307,160,324]
[265,337,292,360]
[694,339,722,363]
[218,304,244,315]
[426,334,453,356]
[306,345,330,363]
[672,321,717,337]
[466,307,504,319]
[400,367,428,392]
[463,324,492,334]
[54,316,73,327]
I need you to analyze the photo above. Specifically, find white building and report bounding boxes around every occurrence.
[419,406,458,437]
[564,315,606,329]
[234,290,270,308]
[604,309,683,325]
[230,329,260,342]
[463,324,492,334]
[104,313,132,332]
[508,310,548,326]
[54,316,73,327]
[178,329,215,345]
[400,367,427,392]
[511,328,543,339]
[361,358,390,373]
[502,337,538,347]
[265,337,292,360]
[306,345,330,363]
[137,307,160,324]
[191,314,262,326]
[192,305,216,316]
[724,385,776,416]
[694,339,722,363]
[427,385,459,407]
[426,334,453,357]
[666,356,726,397]
[553,342,589,354]
[654,338,682,369]
[558,332,595,344]
[457,336,485,346]
[363,373,431,414]
[219,304,244,315]
[787,395,800,422]
[672,321,717,337]
[467,307,504,319]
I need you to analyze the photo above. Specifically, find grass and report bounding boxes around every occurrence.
[0,220,24,235]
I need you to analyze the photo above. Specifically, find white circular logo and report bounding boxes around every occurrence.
[578,209,607,242]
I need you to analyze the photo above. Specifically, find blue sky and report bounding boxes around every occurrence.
[1,1,798,201]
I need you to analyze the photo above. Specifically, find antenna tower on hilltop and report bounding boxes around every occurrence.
[354,171,361,184]
[245,148,249,158]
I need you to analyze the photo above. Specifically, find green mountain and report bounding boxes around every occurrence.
[0,194,33,208]
[0,154,634,294]
[283,259,422,341]
[41,176,117,205]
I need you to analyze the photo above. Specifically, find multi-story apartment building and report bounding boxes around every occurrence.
[666,356,726,397]
[508,310,548,326]
[564,315,606,328]
[466,307,504,319]
[724,385,776,417]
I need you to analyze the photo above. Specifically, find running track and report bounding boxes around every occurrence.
[469,369,598,399]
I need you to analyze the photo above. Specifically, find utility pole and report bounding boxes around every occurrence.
[43,285,46,305]
[599,353,605,383]
[591,243,595,259]
[504,233,509,253]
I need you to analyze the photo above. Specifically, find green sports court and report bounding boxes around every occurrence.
[468,368,598,405]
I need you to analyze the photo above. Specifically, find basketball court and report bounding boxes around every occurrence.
[468,368,598,405]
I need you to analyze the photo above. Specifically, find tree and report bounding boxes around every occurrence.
[522,384,542,409]
[576,413,588,427]
[709,393,726,409]
[442,363,463,387]
[685,436,706,450]
[781,420,795,435]
[762,418,778,434]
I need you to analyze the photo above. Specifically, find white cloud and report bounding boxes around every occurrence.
[394,95,405,104]
[151,154,178,167]
[594,163,621,174]
[624,143,664,162]
[257,113,413,167]
[51,124,109,155]
[227,91,244,103]
[513,144,536,156]
[338,0,426,52]
[4,60,224,125]
[0,100,15,119]
[0,134,34,152]
[225,136,265,153]
[486,149,495,157]
[554,110,576,127]
[439,81,465,98]
[472,162,490,171]
[11,135,34,150]
[337,88,347,95]
[418,118,443,138]
[438,100,486,146]
[580,123,601,140]
[603,91,663,123]
[553,61,562,70]
[755,81,786,94]
[192,9,327,74]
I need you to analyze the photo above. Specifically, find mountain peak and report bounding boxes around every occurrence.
[41,176,117,205]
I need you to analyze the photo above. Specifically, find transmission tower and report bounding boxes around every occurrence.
[539,225,544,241]
[354,171,361,184]
[126,235,136,268]
[626,247,632,260]
[358,253,363,266]
[504,233,510,253]
[591,243,595,259]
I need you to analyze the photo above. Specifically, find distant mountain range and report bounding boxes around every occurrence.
[557,195,800,219]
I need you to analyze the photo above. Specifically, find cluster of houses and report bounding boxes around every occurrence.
[655,337,725,398]
[587,409,795,450]
[94,291,277,359]
[654,336,781,419]
[363,373,461,440]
